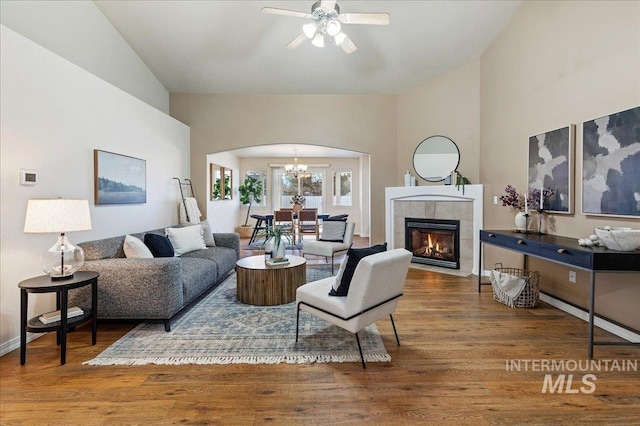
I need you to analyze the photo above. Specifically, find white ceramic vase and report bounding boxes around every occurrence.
[515,211,529,231]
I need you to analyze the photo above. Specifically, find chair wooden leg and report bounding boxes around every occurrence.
[331,254,335,274]
[355,332,366,369]
[390,314,400,346]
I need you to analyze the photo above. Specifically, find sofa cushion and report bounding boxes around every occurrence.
[123,235,153,259]
[144,233,175,257]
[181,246,237,277]
[329,243,387,297]
[166,225,207,256]
[80,235,127,260]
[180,257,219,304]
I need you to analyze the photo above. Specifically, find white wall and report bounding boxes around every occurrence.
[0,26,190,354]
[0,1,169,113]
[206,152,240,233]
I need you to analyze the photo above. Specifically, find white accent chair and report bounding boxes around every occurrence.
[295,248,412,368]
[302,222,355,274]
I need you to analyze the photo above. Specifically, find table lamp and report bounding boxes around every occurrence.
[24,199,92,280]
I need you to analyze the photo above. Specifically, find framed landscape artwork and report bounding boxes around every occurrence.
[528,125,575,214]
[94,150,146,205]
[582,106,640,218]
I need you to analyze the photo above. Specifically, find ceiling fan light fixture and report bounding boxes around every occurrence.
[333,31,346,45]
[326,19,341,36]
[302,22,317,38]
[311,32,325,48]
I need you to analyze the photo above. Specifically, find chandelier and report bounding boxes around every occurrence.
[284,149,308,178]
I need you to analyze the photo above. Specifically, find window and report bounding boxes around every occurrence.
[272,169,324,212]
[332,171,352,207]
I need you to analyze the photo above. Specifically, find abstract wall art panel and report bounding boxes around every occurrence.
[528,125,575,214]
[582,106,640,218]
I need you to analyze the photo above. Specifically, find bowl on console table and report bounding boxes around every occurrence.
[594,227,640,251]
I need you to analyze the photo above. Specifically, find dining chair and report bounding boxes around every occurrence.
[273,209,296,245]
[297,208,319,240]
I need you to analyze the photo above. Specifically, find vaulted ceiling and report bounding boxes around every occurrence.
[95,1,521,95]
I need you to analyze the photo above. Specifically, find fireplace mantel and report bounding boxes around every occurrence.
[385,185,483,275]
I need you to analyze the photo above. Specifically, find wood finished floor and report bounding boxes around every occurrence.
[1,236,639,425]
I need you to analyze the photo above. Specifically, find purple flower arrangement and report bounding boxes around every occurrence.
[500,185,555,212]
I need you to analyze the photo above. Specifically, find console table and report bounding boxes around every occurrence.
[478,230,640,359]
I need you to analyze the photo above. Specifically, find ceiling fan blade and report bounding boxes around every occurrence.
[339,13,390,25]
[261,7,312,19]
[340,34,358,54]
[320,0,337,10]
[286,33,308,49]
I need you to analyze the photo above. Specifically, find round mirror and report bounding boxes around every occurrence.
[412,135,460,182]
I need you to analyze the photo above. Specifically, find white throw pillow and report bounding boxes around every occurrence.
[200,220,216,247]
[123,235,153,259]
[166,225,207,256]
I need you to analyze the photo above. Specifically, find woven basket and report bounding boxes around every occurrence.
[490,266,540,308]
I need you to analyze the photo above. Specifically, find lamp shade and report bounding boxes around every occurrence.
[24,199,92,233]
[24,199,92,280]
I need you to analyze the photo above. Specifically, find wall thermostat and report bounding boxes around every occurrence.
[20,169,38,185]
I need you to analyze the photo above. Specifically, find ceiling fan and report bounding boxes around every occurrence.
[262,0,390,54]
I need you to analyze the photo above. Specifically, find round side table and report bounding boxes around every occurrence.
[19,271,99,365]
[236,255,306,305]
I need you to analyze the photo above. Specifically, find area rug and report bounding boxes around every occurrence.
[85,266,391,366]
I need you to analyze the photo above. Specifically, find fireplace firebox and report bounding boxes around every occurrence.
[405,218,460,269]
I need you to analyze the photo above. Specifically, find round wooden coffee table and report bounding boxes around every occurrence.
[235,255,307,305]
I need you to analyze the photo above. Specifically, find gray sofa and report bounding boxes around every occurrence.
[69,228,240,331]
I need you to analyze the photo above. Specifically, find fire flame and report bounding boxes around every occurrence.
[426,234,442,255]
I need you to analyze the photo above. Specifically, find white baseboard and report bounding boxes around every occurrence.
[481,269,639,343]
[539,293,640,343]
[0,333,42,358]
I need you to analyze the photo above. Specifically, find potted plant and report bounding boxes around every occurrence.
[499,185,554,231]
[259,225,293,260]
[236,176,263,238]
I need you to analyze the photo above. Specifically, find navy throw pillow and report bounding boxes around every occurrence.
[329,243,387,297]
[144,233,175,258]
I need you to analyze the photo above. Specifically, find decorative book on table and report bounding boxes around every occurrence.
[39,306,84,324]
[266,258,289,267]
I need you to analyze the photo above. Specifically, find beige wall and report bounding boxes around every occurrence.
[398,58,481,185]
[480,1,640,330]
[169,1,640,331]
[170,94,397,244]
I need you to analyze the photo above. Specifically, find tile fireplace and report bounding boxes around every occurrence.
[385,185,483,275]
